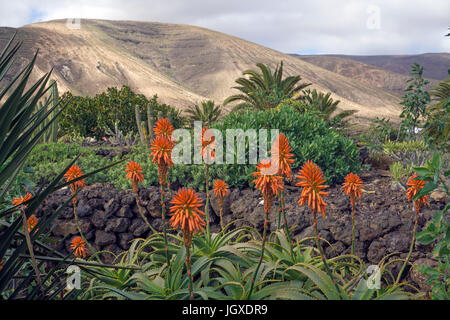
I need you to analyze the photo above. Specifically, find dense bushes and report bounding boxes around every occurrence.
[212,105,360,185]
[60,86,185,139]
[26,105,360,190]
[22,143,112,185]
[124,105,361,188]
[22,143,207,190]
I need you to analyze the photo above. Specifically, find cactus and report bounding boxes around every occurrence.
[135,101,157,144]
[142,122,148,143]
[135,105,145,144]
[147,101,154,142]
[37,80,59,143]
[105,120,136,147]
[49,80,59,142]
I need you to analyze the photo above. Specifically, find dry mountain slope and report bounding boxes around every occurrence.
[0,19,403,119]
[331,53,450,81]
[0,21,208,108]
[293,55,441,96]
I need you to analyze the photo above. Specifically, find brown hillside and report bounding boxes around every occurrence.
[329,53,450,81]
[0,19,405,119]
[293,55,440,96]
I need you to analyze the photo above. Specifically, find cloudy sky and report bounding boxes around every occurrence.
[1,0,449,55]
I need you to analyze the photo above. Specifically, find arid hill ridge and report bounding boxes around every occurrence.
[292,54,444,96]
[1,19,446,120]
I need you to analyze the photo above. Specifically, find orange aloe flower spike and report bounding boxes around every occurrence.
[213,179,230,199]
[342,172,363,209]
[150,135,174,167]
[125,161,144,183]
[296,160,329,218]
[271,133,295,179]
[169,188,206,247]
[64,165,86,193]
[253,160,284,196]
[252,159,284,212]
[406,174,430,213]
[70,236,88,258]
[27,214,39,233]
[153,118,174,139]
[125,161,144,193]
[12,192,33,208]
[150,135,174,185]
[199,127,216,161]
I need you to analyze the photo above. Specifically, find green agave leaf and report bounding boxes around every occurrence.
[89,285,147,300]
[131,273,165,296]
[285,263,340,300]
[351,278,375,300]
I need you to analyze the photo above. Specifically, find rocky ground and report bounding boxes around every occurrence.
[36,168,448,292]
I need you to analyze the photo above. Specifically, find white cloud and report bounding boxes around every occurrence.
[1,0,449,54]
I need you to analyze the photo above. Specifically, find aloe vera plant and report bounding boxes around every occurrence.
[0,34,125,299]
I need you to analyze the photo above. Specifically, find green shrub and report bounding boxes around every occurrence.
[103,106,360,189]
[28,106,360,190]
[60,87,186,139]
[400,63,430,139]
[358,117,405,158]
[212,105,360,185]
[103,145,212,191]
[59,93,103,138]
[389,161,411,184]
[413,152,449,299]
[383,139,432,167]
[24,143,110,185]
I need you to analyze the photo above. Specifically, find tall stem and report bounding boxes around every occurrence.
[219,198,224,231]
[166,179,173,197]
[134,192,158,234]
[396,206,418,284]
[185,245,194,300]
[277,193,282,230]
[20,208,44,294]
[351,205,355,262]
[312,211,343,297]
[205,164,211,239]
[248,207,269,299]
[72,202,99,263]
[160,184,171,270]
[280,191,294,259]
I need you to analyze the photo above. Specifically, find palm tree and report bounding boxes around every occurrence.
[423,71,449,146]
[302,89,357,129]
[185,100,222,126]
[224,61,311,111]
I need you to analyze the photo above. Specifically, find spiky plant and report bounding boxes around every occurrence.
[125,161,156,234]
[270,133,294,256]
[185,100,222,126]
[134,105,145,144]
[224,61,311,111]
[249,159,284,299]
[36,80,60,144]
[169,188,206,299]
[199,127,215,239]
[396,174,430,284]
[301,89,357,129]
[0,34,124,299]
[296,161,343,296]
[342,173,363,260]
[423,71,449,147]
[150,121,175,269]
[212,179,230,230]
